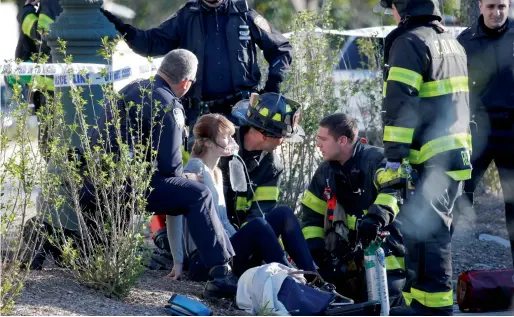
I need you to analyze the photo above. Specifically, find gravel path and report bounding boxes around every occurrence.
[8,269,249,316]
[452,185,512,280]
[7,182,514,316]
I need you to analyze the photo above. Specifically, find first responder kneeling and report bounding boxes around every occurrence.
[301,113,407,307]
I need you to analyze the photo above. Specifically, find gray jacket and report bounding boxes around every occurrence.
[167,158,237,264]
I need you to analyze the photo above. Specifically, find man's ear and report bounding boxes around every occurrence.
[250,92,259,107]
[338,136,348,146]
[180,79,189,90]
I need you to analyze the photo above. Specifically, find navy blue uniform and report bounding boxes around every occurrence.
[457,17,514,265]
[86,75,235,268]
[102,0,292,123]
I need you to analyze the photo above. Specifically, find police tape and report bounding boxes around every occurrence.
[0,59,163,88]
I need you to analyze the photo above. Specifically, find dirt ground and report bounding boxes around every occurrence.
[452,185,512,280]
[7,185,513,316]
[8,269,249,316]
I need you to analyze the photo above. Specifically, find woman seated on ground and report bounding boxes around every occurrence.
[167,114,318,281]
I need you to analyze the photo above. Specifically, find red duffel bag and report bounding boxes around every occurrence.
[457,268,514,312]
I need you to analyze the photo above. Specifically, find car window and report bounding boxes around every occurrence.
[337,37,383,71]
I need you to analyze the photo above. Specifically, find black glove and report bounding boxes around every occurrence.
[358,215,383,247]
[100,8,133,38]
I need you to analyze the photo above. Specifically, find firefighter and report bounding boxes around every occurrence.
[456,0,514,266]
[100,0,293,148]
[221,92,304,227]
[300,113,406,307]
[371,0,472,314]
[12,0,61,98]
[10,0,62,158]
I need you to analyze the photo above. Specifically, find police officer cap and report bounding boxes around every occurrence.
[373,0,394,15]
[232,92,305,142]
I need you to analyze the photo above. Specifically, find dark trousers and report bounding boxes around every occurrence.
[454,130,514,266]
[185,97,244,152]
[230,206,317,276]
[79,173,235,269]
[147,174,235,268]
[399,168,462,315]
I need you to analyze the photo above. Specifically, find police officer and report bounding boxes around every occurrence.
[456,0,514,266]
[101,0,292,142]
[83,49,238,299]
[150,92,312,274]
[300,113,406,306]
[222,92,304,227]
[371,0,472,314]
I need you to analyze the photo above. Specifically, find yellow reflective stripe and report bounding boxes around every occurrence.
[403,291,413,306]
[272,113,281,121]
[387,67,423,91]
[383,81,387,97]
[408,133,471,165]
[363,209,368,215]
[385,256,405,271]
[374,193,400,216]
[408,150,421,165]
[38,13,54,31]
[419,76,468,98]
[446,169,472,181]
[22,13,38,37]
[346,214,357,230]
[241,221,248,228]
[278,237,285,250]
[236,196,248,211]
[301,190,327,215]
[259,108,269,116]
[411,288,453,308]
[302,226,324,240]
[373,168,385,189]
[253,186,279,201]
[33,76,55,91]
[383,126,414,144]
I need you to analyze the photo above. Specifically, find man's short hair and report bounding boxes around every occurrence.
[158,49,198,84]
[319,113,358,142]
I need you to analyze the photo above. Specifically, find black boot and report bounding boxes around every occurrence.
[390,303,454,316]
[311,276,354,305]
[202,264,238,299]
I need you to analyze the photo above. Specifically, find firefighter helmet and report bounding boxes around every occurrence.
[373,0,393,14]
[232,92,304,142]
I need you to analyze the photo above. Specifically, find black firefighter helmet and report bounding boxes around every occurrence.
[232,92,305,142]
[373,0,394,14]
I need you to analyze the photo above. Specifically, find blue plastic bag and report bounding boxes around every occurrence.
[165,294,212,316]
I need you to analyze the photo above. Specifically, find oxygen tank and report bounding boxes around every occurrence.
[364,232,390,316]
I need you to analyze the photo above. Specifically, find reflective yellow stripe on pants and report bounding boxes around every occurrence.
[302,226,324,240]
[410,288,453,308]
